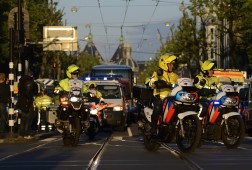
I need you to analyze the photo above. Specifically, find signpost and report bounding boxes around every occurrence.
[43,26,78,80]
[43,26,78,51]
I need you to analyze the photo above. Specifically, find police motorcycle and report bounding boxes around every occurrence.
[55,78,90,146]
[135,78,201,153]
[197,83,245,148]
[84,91,106,139]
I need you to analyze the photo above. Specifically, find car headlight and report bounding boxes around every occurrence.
[176,92,197,102]
[221,96,238,106]
[70,96,80,102]
[113,106,123,111]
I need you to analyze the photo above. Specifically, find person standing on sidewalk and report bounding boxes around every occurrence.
[0,73,10,138]
[16,71,38,138]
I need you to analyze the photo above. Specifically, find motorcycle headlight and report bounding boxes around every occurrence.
[113,106,123,111]
[60,96,69,105]
[90,109,98,115]
[70,96,80,102]
[221,96,238,106]
[176,92,197,102]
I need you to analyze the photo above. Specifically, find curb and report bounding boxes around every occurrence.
[0,131,56,144]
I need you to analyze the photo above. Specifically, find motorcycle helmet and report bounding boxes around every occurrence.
[88,82,97,89]
[66,64,80,78]
[201,60,216,74]
[158,54,177,71]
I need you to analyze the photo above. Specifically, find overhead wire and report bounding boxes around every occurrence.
[121,0,131,28]
[97,0,110,58]
[137,0,160,50]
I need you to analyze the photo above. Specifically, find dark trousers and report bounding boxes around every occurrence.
[0,103,7,135]
[20,105,35,136]
[151,96,163,127]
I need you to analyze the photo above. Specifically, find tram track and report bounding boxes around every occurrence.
[161,143,204,170]
[86,136,111,170]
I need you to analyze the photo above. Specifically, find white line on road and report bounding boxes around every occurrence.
[127,127,133,137]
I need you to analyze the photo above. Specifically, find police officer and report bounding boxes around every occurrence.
[87,82,103,102]
[148,54,179,134]
[54,64,87,93]
[193,60,221,90]
[16,71,38,138]
[34,89,53,131]
[193,60,221,118]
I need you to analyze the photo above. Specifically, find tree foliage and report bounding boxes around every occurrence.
[160,0,252,75]
[0,0,64,77]
[76,52,102,77]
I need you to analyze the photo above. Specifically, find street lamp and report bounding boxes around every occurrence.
[179,1,185,13]
[71,6,78,13]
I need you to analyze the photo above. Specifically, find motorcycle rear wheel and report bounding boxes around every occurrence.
[176,114,201,153]
[222,115,245,149]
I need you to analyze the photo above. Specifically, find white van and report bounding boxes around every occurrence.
[84,79,128,131]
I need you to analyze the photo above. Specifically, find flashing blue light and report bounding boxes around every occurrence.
[85,77,91,81]
[104,77,108,80]
[214,101,220,105]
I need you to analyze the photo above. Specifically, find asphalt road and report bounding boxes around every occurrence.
[0,124,252,170]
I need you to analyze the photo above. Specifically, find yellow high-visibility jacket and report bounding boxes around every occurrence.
[149,71,179,99]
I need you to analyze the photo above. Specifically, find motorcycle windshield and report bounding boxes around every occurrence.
[71,88,82,96]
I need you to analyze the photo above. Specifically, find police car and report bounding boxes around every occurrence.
[84,77,128,131]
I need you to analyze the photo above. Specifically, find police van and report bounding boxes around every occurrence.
[84,77,128,131]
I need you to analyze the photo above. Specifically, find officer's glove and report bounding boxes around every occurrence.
[200,79,206,86]
[154,80,172,89]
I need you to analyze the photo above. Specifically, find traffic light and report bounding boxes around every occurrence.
[52,62,57,68]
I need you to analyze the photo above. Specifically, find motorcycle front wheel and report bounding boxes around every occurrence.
[176,114,201,153]
[222,115,245,149]
[143,134,160,152]
[63,117,81,146]
[87,119,98,140]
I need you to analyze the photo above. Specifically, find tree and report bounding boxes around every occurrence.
[76,52,102,77]
[0,0,64,77]
[210,0,252,69]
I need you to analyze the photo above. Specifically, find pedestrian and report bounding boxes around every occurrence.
[16,71,38,138]
[0,73,10,138]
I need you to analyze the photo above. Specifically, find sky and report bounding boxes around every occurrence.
[56,0,190,62]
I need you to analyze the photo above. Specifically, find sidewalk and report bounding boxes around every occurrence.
[0,131,56,144]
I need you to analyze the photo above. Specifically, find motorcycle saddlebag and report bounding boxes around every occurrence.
[133,86,153,100]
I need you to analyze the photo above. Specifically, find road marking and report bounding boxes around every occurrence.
[40,138,58,142]
[112,136,123,140]
[0,138,61,161]
[127,127,133,137]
